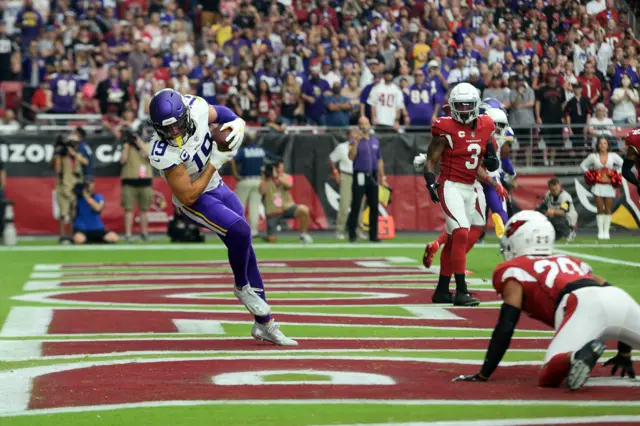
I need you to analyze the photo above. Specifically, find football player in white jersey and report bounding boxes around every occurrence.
[148,88,297,346]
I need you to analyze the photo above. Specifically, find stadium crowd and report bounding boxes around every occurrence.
[0,0,638,138]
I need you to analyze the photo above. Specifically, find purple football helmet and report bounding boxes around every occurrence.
[479,97,505,114]
[148,89,195,146]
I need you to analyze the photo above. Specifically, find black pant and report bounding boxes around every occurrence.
[548,214,572,240]
[347,171,379,241]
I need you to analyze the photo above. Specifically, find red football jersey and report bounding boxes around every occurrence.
[431,115,496,185]
[492,255,594,328]
[626,129,640,171]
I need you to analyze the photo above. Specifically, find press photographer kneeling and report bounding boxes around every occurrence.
[73,177,119,244]
[260,158,313,244]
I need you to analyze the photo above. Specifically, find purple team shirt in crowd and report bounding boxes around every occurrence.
[302,77,330,120]
[49,73,79,113]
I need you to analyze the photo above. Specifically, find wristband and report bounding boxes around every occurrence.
[424,172,436,187]
[212,105,239,124]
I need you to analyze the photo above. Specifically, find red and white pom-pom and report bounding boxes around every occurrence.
[610,170,623,188]
[584,170,598,186]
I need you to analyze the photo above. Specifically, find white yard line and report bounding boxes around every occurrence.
[4,243,640,252]
[0,399,636,418]
[0,307,52,337]
[323,416,640,426]
[555,249,640,268]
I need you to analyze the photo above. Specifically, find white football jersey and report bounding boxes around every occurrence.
[149,94,221,207]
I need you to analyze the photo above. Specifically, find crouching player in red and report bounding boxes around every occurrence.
[453,210,639,390]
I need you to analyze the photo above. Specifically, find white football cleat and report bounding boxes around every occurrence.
[234,284,271,316]
[252,320,298,346]
[300,233,313,244]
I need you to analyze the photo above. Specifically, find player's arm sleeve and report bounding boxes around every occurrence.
[558,193,571,213]
[501,157,515,176]
[478,302,521,379]
[483,139,500,172]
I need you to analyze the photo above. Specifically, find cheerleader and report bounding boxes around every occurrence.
[580,137,624,240]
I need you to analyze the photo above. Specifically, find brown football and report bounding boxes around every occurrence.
[211,127,232,152]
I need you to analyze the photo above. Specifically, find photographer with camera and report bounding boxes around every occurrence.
[120,125,153,242]
[259,159,313,244]
[72,177,119,245]
[53,129,90,244]
[537,178,578,241]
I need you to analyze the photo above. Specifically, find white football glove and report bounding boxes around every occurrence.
[413,153,427,170]
[220,117,246,151]
[210,146,237,170]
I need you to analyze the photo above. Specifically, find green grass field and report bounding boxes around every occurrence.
[0,234,639,426]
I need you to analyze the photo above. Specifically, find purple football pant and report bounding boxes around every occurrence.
[482,183,508,224]
[178,183,270,323]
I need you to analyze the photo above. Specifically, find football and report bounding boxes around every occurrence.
[211,127,232,152]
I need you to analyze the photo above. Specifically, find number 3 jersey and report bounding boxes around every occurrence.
[149,95,220,207]
[431,115,495,185]
[492,255,594,327]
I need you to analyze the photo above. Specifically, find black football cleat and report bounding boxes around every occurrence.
[431,291,454,304]
[453,292,480,307]
[567,339,606,391]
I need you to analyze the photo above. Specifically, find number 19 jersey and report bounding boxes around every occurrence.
[492,255,594,327]
[149,95,221,208]
[431,115,495,185]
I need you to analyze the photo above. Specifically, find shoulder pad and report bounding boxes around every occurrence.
[149,138,181,171]
[431,117,454,135]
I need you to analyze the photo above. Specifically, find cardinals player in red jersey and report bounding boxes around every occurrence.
[454,211,640,390]
[422,82,503,306]
[622,128,640,195]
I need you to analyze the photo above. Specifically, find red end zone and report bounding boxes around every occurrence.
[13,358,639,414]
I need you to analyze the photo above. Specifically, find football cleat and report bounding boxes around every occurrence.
[300,233,314,244]
[252,320,299,346]
[454,292,480,307]
[423,241,440,268]
[431,291,454,304]
[567,339,606,391]
[234,284,272,316]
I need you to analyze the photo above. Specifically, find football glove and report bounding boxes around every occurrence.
[452,373,488,382]
[494,183,509,200]
[427,182,440,203]
[220,117,246,151]
[603,353,636,379]
[210,146,237,170]
[413,153,427,170]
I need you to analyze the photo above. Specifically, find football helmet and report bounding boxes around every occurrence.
[479,97,506,114]
[486,108,509,147]
[500,210,555,261]
[448,82,480,124]
[149,89,196,148]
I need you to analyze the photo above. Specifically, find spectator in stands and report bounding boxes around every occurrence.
[536,72,566,166]
[564,82,592,147]
[612,54,639,90]
[120,125,152,243]
[231,132,266,237]
[360,60,383,121]
[260,159,313,244]
[171,63,191,95]
[95,66,130,116]
[264,109,287,132]
[22,40,47,107]
[578,62,602,107]
[447,54,469,85]
[425,60,448,105]
[72,177,120,245]
[16,0,44,50]
[256,80,277,125]
[405,68,438,127]
[280,73,303,125]
[483,76,510,107]
[0,110,20,134]
[302,59,330,125]
[128,39,149,85]
[368,69,406,131]
[611,74,639,125]
[341,76,362,125]
[0,20,20,82]
[325,82,352,127]
[46,59,80,114]
[586,103,615,148]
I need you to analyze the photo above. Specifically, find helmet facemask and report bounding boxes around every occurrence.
[451,100,479,124]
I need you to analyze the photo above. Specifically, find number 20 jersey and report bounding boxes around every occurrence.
[149,95,220,208]
[492,255,594,327]
[431,115,495,185]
